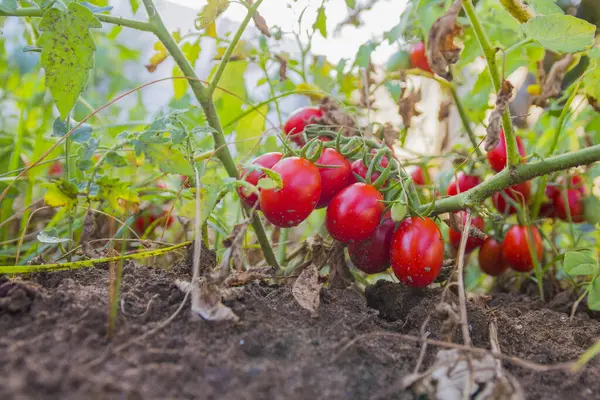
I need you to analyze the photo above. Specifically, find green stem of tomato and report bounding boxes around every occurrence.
[64,115,74,261]
[462,0,520,168]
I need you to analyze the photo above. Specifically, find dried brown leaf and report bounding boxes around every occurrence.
[328,241,355,289]
[313,97,357,137]
[438,100,452,121]
[427,0,463,81]
[382,122,399,148]
[435,302,460,342]
[274,54,287,81]
[398,88,422,128]
[224,267,275,287]
[247,0,270,37]
[485,80,514,151]
[292,264,323,316]
[532,54,574,107]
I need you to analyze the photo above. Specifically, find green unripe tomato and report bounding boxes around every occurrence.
[385,50,411,72]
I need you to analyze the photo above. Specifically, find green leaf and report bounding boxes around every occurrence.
[43,180,79,209]
[38,3,101,119]
[588,278,600,311]
[583,48,600,101]
[416,0,447,41]
[182,40,201,67]
[584,194,600,225]
[141,143,194,176]
[235,104,267,154]
[0,0,17,12]
[391,201,407,222]
[313,6,327,38]
[37,228,71,244]
[345,0,356,8]
[129,0,140,13]
[96,176,140,214]
[256,177,279,190]
[76,137,98,171]
[527,0,564,15]
[523,15,595,53]
[564,250,597,276]
[355,41,378,68]
[52,117,93,143]
[197,0,229,29]
[105,151,127,167]
[384,23,404,44]
[172,65,187,100]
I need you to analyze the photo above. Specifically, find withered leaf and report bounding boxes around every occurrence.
[274,54,287,81]
[328,241,355,289]
[398,88,422,128]
[224,267,275,287]
[315,96,357,137]
[438,100,452,121]
[247,0,270,37]
[176,278,240,322]
[382,122,399,148]
[444,212,487,240]
[292,264,323,316]
[427,0,463,81]
[532,54,574,107]
[485,80,514,151]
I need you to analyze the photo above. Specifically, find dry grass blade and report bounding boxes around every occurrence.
[485,80,514,151]
[427,0,463,80]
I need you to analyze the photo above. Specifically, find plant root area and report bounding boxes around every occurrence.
[1,260,600,400]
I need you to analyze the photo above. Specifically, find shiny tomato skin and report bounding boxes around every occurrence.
[315,148,353,209]
[411,166,426,185]
[502,225,543,272]
[492,181,531,215]
[390,216,444,288]
[447,173,481,196]
[478,238,508,276]
[486,130,527,172]
[283,106,324,146]
[347,218,395,274]
[260,157,321,228]
[554,189,585,223]
[448,211,485,253]
[409,42,432,73]
[351,156,389,184]
[237,152,284,210]
[325,183,384,243]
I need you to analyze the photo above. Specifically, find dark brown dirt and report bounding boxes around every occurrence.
[1,261,599,400]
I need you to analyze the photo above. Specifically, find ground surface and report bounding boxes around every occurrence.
[1,256,600,400]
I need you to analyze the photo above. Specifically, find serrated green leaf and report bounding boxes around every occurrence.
[38,3,101,119]
[197,0,229,29]
[345,0,356,8]
[43,180,79,209]
[37,228,71,244]
[391,201,407,221]
[588,278,600,311]
[142,143,194,176]
[527,0,564,15]
[523,15,595,53]
[0,0,17,12]
[384,23,404,44]
[235,104,267,154]
[564,251,597,276]
[313,6,327,38]
[172,65,187,100]
[355,41,378,68]
[130,0,140,13]
[97,177,140,214]
[182,40,201,66]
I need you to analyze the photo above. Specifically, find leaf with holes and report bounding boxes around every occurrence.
[523,15,595,53]
[38,3,101,119]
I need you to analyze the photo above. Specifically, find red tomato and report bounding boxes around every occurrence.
[48,162,63,177]
[237,152,284,210]
[347,218,395,274]
[411,166,426,185]
[390,216,444,288]
[283,106,324,146]
[315,148,353,209]
[556,175,586,196]
[447,173,480,196]
[325,182,384,243]
[492,181,531,215]
[478,238,508,276]
[502,225,543,272]
[448,211,485,254]
[486,129,526,172]
[134,209,174,235]
[260,157,321,228]
[554,189,585,223]
[409,42,432,73]
[351,152,390,184]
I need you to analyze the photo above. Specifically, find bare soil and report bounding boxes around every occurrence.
[1,254,599,400]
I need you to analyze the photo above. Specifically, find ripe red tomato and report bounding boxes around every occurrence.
[554,189,585,222]
[325,182,384,243]
[48,162,63,177]
[502,225,543,272]
[409,42,432,73]
[492,181,531,215]
[351,151,390,184]
[283,106,324,146]
[237,152,284,210]
[478,238,507,276]
[134,209,174,235]
[486,129,526,172]
[447,173,480,196]
[411,166,426,185]
[260,157,321,228]
[347,218,395,274]
[390,216,444,288]
[556,175,586,196]
[315,148,353,209]
[448,211,485,254]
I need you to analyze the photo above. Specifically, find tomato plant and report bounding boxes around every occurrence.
[283,107,324,146]
[411,166,426,185]
[446,173,480,196]
[492,181,531,215]
[486,130,527,172]
[409,42,431,73]
[315,148,353,209]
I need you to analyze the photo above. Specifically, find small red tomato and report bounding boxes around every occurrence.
[409,42,432,73]
[447,173,480,196]
[134,209,174,235]
[283,106,324,146]
[486,129,526,172]
[351,152,390,184]
[315,148,353,209]
[556,175,586,196]
[260,157,321,228]
[502,225,543,272]
[237,152,284,210]
[478,238,508,276]
[554,189,585,223]
[411,166,426,185]
[48,162,63,177]
[347,218,395,274]
[390,216,444,288]
[492,181,531,215]
[325,182,384,243]
[448,211,485,254]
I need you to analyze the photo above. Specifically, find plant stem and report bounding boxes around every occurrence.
[463,0,520,168]
[502,37,535,57]
[450,86,483,157]
[140,0,279,268]
[419,144,600,215]
[64,115,74,260]
[499,0,535,23]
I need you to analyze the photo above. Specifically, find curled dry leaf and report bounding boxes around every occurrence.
[532,54,574,107]
[427,0,463,81]
[445,212,487,240]
[485,80,515,151]
[313,97,357,137]
[438,99,452,121]
[292,264,323,316]
[176,278,240,322]
[382,122,399,148]
[274,54,287,81]
[328,241,355,289]
[398,88,422,128]
[403,349,525,400]
[247,0,270,37]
